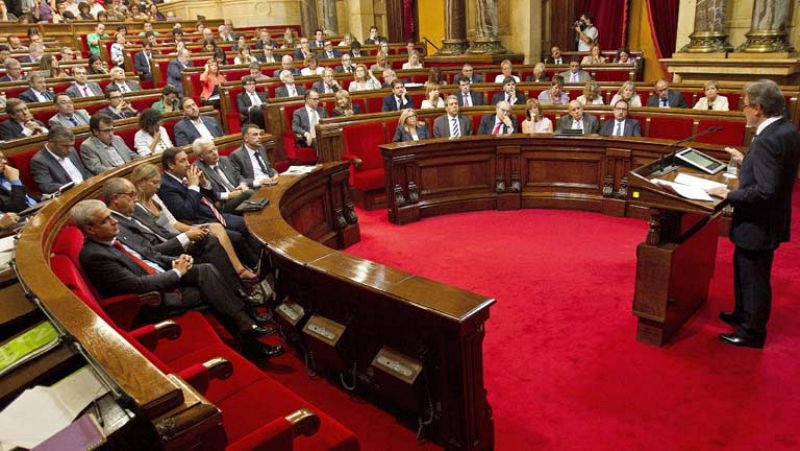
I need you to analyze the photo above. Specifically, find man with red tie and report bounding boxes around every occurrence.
[478,100,517,135]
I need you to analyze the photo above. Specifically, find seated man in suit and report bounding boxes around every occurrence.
[434,95,473,138]
[19,74,54,104]
[364,25,387,45]
[646,79,688,108]
[256,43,277,64]
[255,30,278,50]
[452,64,484,85]
[229,125,279,189]
[236,76,269,128]
[599,99,641,137]
[292,90,327,151]
[0,58,24,82]
[293,37,314,62]
[491,77,527,106]
[559,58,592,84]
[49,94,91,129]
[545,45,565,65]
[0,99,48,141]
[80,113,138,175]
[0,150,38,213]
[382,80,413,112]
[134,41,154,82]
[335,53,355,74]
[167,48,193,97]
[317,40,342,60]
[311,68,341,94]
[478,100,517,135]
[98,85,138,120]
[311,29,325,48]
[65,66,103,98]
[274,71,306,98]
[30,125,92,194]
[108,66,141,93]
[193,137,255,213]
[557,100,600,135]
[173,97,224,146]
[456,78,484,107]
[19,42,44,64]
[273,54,300,79]
[349,41,364,58]
[71,199,282,358]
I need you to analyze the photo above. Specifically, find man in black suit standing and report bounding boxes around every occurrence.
[381,80,413,112]
[193,137,254,213]
[478,100,517,135]
[599,100,641,137]
[456,78,484,107]
[134,41,154,82]
[236,76,269,127]
[292,90,327,151]
[646,79,688,108]
[706,79,800,348]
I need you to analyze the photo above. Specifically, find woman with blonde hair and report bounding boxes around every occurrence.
[402,50,423,70]
[392,109,429,142]
[577,81,604,106]
[332,90,362,117]
[348,64,381,91]
[610,80,642,107]
[527,62,549,82]
[234,45,255,65]
[370,51,389,73]
[521,98,553,134]
[129,163,259,283]
[581,44,607,65]
[420,82,444,109]
[693,80,729,111]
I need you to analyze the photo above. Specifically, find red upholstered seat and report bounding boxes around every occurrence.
[365,96,383,113]
[352,167,385,192]
[6,148,40,195]
[695,119,747,146]
[155,60,170,86]
[647,116,693,140]
[32,106,57,125]
[128,93,161,112]
[679,91,694,107]
[592,70,631,82]
[114,126,138,149]
[342,122,386,191]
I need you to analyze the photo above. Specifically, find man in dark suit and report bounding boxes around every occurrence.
[293,37,313,61]
[236,76,269,128]
[382,80,413,112]
[646,79,688,108]
[108,66,141,93]
[0,150,38,213]
[558,59,591,84]
[599,99,641,137]
[167,48,193,97]
[311,29,325,48]
[273,55,301,79]
[193,137,254,213]
[491,77,527,106]
[456,78,484,107]
[452,64,485,85]
[30,125,92,194]
[134,41,154,82]
[433,95,472,138]
[317,40,342,59]
[0,99,49,141]
[98,85,138,120]
[173,97,224,146]
[19,74,54,104]
[0,58,24,82]
[65,66,104,98]
[334,53,355,74]
[706,80,800,348]
[229,125,279,188]
[256,44,277,64]
[311,68,341,94]
[71,199,282,358]
[48,94,91,129]
[274,71,306,98]
[478,101,517,135]
[557,100,600,135]
[545,45,565,65]
[292,90,327,150]
[364,26,387,45]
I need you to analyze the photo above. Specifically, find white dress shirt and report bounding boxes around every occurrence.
[46,146,84,184]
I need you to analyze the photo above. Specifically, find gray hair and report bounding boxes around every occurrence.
[444,94,458,104]
[191,137,215,155]
[70,199,106,229]
[102,177,132,204]
[744,79,785,118]
[48,125,75,142]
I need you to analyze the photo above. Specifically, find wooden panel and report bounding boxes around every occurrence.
[418,154,496,196]
[525,153,602,191]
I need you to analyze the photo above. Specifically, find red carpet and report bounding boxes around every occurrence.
[264,188,800,450]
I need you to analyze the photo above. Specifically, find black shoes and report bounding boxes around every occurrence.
[719,332,765,349]
[249,309,273,324]
[719,311,743,326]
[239,323,276,338]
[242,342,286,360]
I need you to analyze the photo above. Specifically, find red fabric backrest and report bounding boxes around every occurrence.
[471,114,482,133]
[128,93,161,112]
[384,119,398,143]
[342,122,386,170]
[97,79,114,92]
[50,254,106,319]
[83,101,109,116]
[365,96,383,113]
[114,126,138,149]
[32,106,57,125]
[219,141,240,156]
[7,148,40,194]
[695,119,746,146]
[639,91,651,105]
[351,98,367,114]
[156,60,170,86]
[163,115,180,136]
[592,70,631,82]
[647,116,693,140]
[679,91,694,107]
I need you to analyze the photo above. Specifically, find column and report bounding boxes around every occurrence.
[468,0,507,53]
[321,0,339,35]
[437,0,469,55]
[680,0,732,53]
[300,0,319,36]
[737,0,795,53]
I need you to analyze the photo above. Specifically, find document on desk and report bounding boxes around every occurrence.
[283,165,322,176]
[0,366,109,450]
[651,178,714,201]
[673,173,727,191]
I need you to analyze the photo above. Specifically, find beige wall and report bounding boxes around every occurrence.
[417,0,445,55]
[161,0,302,28]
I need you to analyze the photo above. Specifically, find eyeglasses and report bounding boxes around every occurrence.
[116,191,136,197]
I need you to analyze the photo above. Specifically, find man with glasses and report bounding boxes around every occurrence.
[99,85,138,120]
[0,99,48,140]
[0,58,25,82]
[479,100,517,135]
[646,79,687,108]
[292,90,327,150]
[66,67,103,98]
[599,99,641,137]
[453,64,484,84]
[79,113,138,175]
[49,94,91,129]
[30,125,91,194]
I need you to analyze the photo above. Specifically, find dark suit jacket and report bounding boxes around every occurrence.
[173,116,224,147]
[0,181,30,213]
[456,91,485,107]
[157,172,219,225]
[274,84,307,99]
[311,80,340,94]
[433,114,472,138]
[0,75,24,82]
[236,91,269,122]
[292,106,328,144]
[334,65,355,74]
[113,211,184,257]
[134,51,153,79]
[599,118,641,137]
[229,144,277,187]
[317,50,342,59]
[453,74,485,84]
[196,157,247,201]
[167,59,192,95]
[646,90,688,108]
[544,57,566,65]
[98,106,137,120]
[392,125,430,142]
[0,119,47,141]
[382,94,413,112]
[19,89,54,104]
[557,114,600,134]
[66,82,103,98]
[29,147,92,194]
[490,92,527,106]
[478,114,519,135]
[728,118,800,250]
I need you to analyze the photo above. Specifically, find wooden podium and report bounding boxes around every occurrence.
[628,158,735,346]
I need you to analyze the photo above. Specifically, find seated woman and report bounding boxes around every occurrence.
[369,52,389,73]
[300,55,324,76]
[37,54,68,78]
[494,59,520,83]
[332,90,362,117]
[693,80,729,111]
[537,76,570,105]
[281,28,297,49]
[521,98,553,134]
[199,60,226,108]
[134,108,174,157]
[88,54,109,75]
[427,67,447,85]
[78,3,93,20]
[130,164,259,283]
[234,45,255,65]
[576,81,604,106]
[614,47,634,65]
[393,109,429,142]
[202,39,217,53]
[129,3,148,20]
[348,64,382,91]
[420,82,444,109]
[581,44,607,65]
[610,80,642,107]
[402,50,424,70]
[151,85,180,113]
[110,32,129,68]
[526,62,549,82]
[212,47,227,66]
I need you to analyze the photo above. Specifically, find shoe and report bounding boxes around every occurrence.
[237,267,260,284]
[719,332,764,349]
[249,309,273,323]
[239,323,276,338]
[242,342,285,360]
[719,311,743,326]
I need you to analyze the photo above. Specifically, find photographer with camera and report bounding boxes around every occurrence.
[574,12,598,52]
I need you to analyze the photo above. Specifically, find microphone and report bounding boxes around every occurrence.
[651,126,724,176]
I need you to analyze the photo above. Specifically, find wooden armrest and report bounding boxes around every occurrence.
[203,357,233,380]
[129,320,181,349]
[226,409,320,451]
[177,358,233,392]
[285,408,320,437]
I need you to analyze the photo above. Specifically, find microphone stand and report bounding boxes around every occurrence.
[650,126,723,177]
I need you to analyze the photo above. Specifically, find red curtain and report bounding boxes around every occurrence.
[645,0,680,59]
[403,0,416,42]
[574,0,629,51]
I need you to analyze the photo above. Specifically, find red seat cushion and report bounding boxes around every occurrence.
[342,122,386,171]
[695,119,746,146]
[352,168,384,192]
[6,148,40,194]
[647,116,693,140]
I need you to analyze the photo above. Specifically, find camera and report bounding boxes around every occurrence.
[574,20,586,30]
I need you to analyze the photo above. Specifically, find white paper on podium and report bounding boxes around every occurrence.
[651,179,714,201]
[674,173,727,191]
